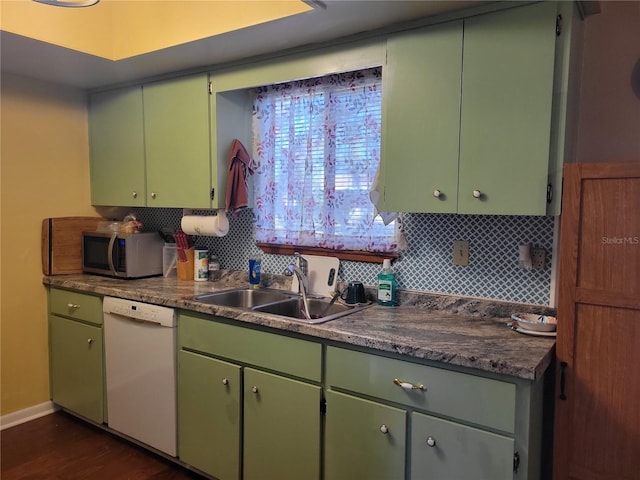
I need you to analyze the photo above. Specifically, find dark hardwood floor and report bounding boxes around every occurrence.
[1,411,206,480]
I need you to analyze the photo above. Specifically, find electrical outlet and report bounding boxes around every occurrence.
[531,247,546,269]
[453,240,469,266]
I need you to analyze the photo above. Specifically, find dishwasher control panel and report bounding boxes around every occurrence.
[103,297,176,327]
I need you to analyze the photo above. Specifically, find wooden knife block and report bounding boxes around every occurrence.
[176,248,194,281]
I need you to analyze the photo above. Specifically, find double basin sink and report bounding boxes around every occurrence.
[191,287,372,324]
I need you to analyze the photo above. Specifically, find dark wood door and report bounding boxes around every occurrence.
[554,162,640,480]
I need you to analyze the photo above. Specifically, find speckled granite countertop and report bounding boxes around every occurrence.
[43,273,555,381]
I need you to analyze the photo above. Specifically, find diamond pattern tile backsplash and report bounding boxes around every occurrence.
[133,208,555,305]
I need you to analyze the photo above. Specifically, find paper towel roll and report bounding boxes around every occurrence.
[181,211,229,237]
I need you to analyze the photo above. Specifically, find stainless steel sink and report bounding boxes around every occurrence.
[191,287,372,324]
[192,288,295,308]
[253,297,372,324]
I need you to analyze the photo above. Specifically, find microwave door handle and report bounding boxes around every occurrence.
[107,233,120,277]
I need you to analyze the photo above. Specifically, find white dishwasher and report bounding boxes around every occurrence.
[103,297,177,457]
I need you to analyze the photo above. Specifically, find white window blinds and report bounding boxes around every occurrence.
[251,67,397,252]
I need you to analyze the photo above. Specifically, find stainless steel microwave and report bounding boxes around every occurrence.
[82,231,164,278]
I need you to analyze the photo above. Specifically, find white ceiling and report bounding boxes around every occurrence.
[1,1,489,90]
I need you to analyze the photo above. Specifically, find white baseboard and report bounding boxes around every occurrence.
[1,401,59,430]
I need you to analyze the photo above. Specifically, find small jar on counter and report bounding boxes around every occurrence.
[208,254,221,282]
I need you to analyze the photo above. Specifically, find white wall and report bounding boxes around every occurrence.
[576,1,640,163]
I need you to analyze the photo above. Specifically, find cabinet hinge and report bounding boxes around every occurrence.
[513,452,520,473]
[320,398,326,416]
[556,14,562,36]
[208,81,213,95]
[547,184,553,203]
[210,188,215,201]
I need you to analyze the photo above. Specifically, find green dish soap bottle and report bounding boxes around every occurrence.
[377,259,396,306]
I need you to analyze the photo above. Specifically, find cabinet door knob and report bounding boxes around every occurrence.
[222,378,229,386]
[380,425,389,434]
[67,303,80,309]
[433,189,441,198]
[393,378,426,391]
[151,192,157,199]
[132,192,138,199]
[426,436,436,447]
[473,189,482,198]
[251,386,259,394]
[87,338,93,345]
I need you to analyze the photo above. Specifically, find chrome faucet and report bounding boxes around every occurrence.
[283,252,311,320]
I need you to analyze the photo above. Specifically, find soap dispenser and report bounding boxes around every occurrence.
[377,259,396,306]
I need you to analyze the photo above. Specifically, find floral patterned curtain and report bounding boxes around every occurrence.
[251,67,397,252]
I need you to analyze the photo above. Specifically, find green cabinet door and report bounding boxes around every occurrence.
[89,86,145,206]
[411,411,514,480]
[178,350,241,480]
[458,2,557,215]
[324,390,406,480]
[243,368,321,480]
[381,21,463,213]
[143,73,212,208]
[50,316,104,423]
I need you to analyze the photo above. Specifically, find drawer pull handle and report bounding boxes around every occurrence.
[67,303,80,309]
[222,378,229,386]
[252,386,259,394]
[426,436,436,447]
[380,425,389,434]
[87,338,93,345]
[433,189,441,198]
[393,378,426,391]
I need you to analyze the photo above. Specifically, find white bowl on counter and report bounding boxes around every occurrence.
[511,313,557,332]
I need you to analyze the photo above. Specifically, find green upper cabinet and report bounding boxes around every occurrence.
[381,21,463,214]
[381,2,565,215]
[89,86,146,207]
[458,1,557,215]
[89,73,213,208]
[143,73,212,208]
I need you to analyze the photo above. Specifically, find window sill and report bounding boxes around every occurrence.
[256,243,399,264]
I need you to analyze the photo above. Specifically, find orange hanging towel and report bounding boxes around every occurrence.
[225,139,255,213]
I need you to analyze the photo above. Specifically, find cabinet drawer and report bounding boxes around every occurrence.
[326,346,515,432]
[411,411,514,480]
[50,289,103,325]
[179,313,321,382]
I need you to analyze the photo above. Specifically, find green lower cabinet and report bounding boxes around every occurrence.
[50,316,104,423]
[177,351,241,480]
[243,368,321,480]
[410,411,514,480]
[324,390,406,480]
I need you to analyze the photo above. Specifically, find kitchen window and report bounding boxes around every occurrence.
[252,66,398,256]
